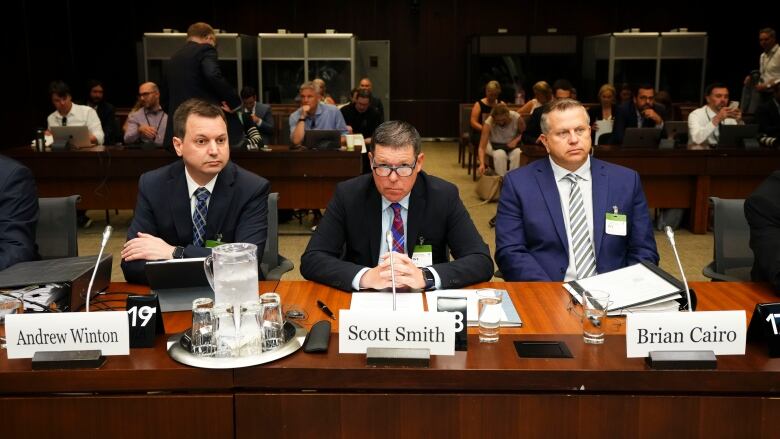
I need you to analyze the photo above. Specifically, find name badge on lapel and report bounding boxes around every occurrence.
[605,206,627,236]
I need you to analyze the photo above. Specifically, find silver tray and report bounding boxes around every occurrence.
[167,321,307,369]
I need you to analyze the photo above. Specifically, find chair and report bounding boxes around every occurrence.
[36,195,80,259]
[702,197,753,281]
[261,192,294,280]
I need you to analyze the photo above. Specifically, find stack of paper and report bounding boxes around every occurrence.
[563,262,683,316]
[425,290,523,327]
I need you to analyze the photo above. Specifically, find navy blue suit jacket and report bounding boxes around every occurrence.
[495,157,659,281]
[0,155,38,270]
[121,160,269,284]
[300,172,493,291]
[612,101,666,144]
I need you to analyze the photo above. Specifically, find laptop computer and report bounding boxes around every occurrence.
[621,127,662,148]
[145,258,214,312]
[303,130,342,150]
[718,124,759,148]
[50,125,92,149]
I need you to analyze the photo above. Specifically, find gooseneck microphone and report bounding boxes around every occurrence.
[664,226,693,312]
[86,225,112,312]
[386,231,397,311]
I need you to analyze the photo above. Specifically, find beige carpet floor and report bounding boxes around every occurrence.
[77,141,713,283]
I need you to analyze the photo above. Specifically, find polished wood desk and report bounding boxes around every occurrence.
[4,146,362,210]
[2,281,779,438]
[520,145,780,233]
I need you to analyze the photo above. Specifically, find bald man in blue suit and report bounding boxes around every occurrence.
[496,99,658,281]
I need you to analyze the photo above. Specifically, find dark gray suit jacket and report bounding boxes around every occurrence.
[121,160,269,284]
[300,172,494,291]
[0,155,38,270]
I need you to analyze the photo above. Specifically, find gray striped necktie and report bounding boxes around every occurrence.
[564,173,597,279]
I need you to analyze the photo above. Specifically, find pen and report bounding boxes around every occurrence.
[316,300,336,320]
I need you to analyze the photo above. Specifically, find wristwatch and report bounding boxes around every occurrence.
[172,246,185,259]
[298,118,306,123]
[421,267,435,290]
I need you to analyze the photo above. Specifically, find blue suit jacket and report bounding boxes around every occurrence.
[495,157,659,281]
[0,155,39,270]
[120,160,269,284]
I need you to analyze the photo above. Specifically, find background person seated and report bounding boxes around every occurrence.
[688,82,742,146]
[612,83,666,145]
[289,81,348,146]
[587,83,616,145]
[124,82,168,146]
[522,79,574,146]
[85,79,121,145]
[238,86,274,146]
[477,103,525,178]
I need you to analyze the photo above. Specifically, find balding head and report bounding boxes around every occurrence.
[138,82,161,109]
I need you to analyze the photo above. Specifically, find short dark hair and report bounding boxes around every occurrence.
[173,98,226,139]
[240,86,257,100]
[634,83,655,97]
[705,82,728,96]
[371,120,421,155]
[356,89,372,100]
[87,79,104,91]
[760,27,776,39]
[49,80,71,98]
[552,79,573,93]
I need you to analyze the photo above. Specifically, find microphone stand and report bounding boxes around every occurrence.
[86,226,112,312]
[664,226,693,312]
[386,231,397,311]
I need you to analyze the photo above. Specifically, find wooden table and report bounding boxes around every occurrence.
[1,281,779,438]
[4,146,362,210]
[520,145,780,233]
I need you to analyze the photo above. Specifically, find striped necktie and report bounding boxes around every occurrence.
[390,203,405,253]
[564,173,597,279]
[192,187,210,247]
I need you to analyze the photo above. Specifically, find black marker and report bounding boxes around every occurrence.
[316,300,336,320]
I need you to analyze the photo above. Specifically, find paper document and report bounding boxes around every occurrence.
[595,120,614,145]
[350,292,424,312]
[425,290,522,327]
[564,262,682,313]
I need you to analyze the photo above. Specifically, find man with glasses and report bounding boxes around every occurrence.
[612,84,666,144]
[124,82,168,146]
[495,99,658,281]
[301,120,493,291]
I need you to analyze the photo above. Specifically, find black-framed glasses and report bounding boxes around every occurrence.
[371,158,418,177]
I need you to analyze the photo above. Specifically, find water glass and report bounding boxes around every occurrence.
[191,298,215,356]
[477,289,502,343]
[239,300,264,356]
[214,303,238,358]
[582,290,610,345]
[260,292,284,351]
[0,295,24,349]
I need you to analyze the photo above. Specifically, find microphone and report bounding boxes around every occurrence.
[664,226,693,312]
[385,231,397,311]
[86,225,112,312]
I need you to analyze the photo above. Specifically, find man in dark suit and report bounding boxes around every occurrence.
[496,99,658,281]
[756,83,780,147]
[300,121,493,291]
[612,84,666,144]
[745,170,780,290]
[163,22,243,150]
[121,99,268,285]
[0,155,39,271]
[238,86,274,146]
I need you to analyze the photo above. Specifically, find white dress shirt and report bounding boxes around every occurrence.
[47,103,105,145]
[760,44,780,87]
[184,168,218,216]
[687,105,738,145]
[351,193,442,290]
[550,156,595,282]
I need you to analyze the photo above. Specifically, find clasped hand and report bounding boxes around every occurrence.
[359,252,425,290]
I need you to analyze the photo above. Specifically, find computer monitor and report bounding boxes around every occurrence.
[621,128,663,148]
[303,130,342,150]
[718,124,759,149]
[50,125,92,150]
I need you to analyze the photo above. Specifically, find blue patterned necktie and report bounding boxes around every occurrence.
[564,173,597,279]
[192,187,210,247]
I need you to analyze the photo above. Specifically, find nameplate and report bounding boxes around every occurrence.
[626,311,746,358]
[5,312,130,359]
[339,310,457,355]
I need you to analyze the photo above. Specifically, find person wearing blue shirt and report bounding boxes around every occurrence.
[289,81,348,146]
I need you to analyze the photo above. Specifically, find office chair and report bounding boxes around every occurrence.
[262,192,294,280]
[702,197,753,281]
[36,195,81,259]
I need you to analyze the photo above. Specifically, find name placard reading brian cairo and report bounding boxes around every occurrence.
[339,310,457,355]
[5,312,130,359]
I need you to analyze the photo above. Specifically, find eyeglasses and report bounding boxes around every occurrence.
[551,127,589,141]
[371,158,418,177]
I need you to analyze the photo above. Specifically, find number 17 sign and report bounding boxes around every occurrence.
[748,303,780,357]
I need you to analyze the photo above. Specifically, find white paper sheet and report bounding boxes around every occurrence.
[349,292,424,312]
[595,120,614,145]
[425,290,521,326]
